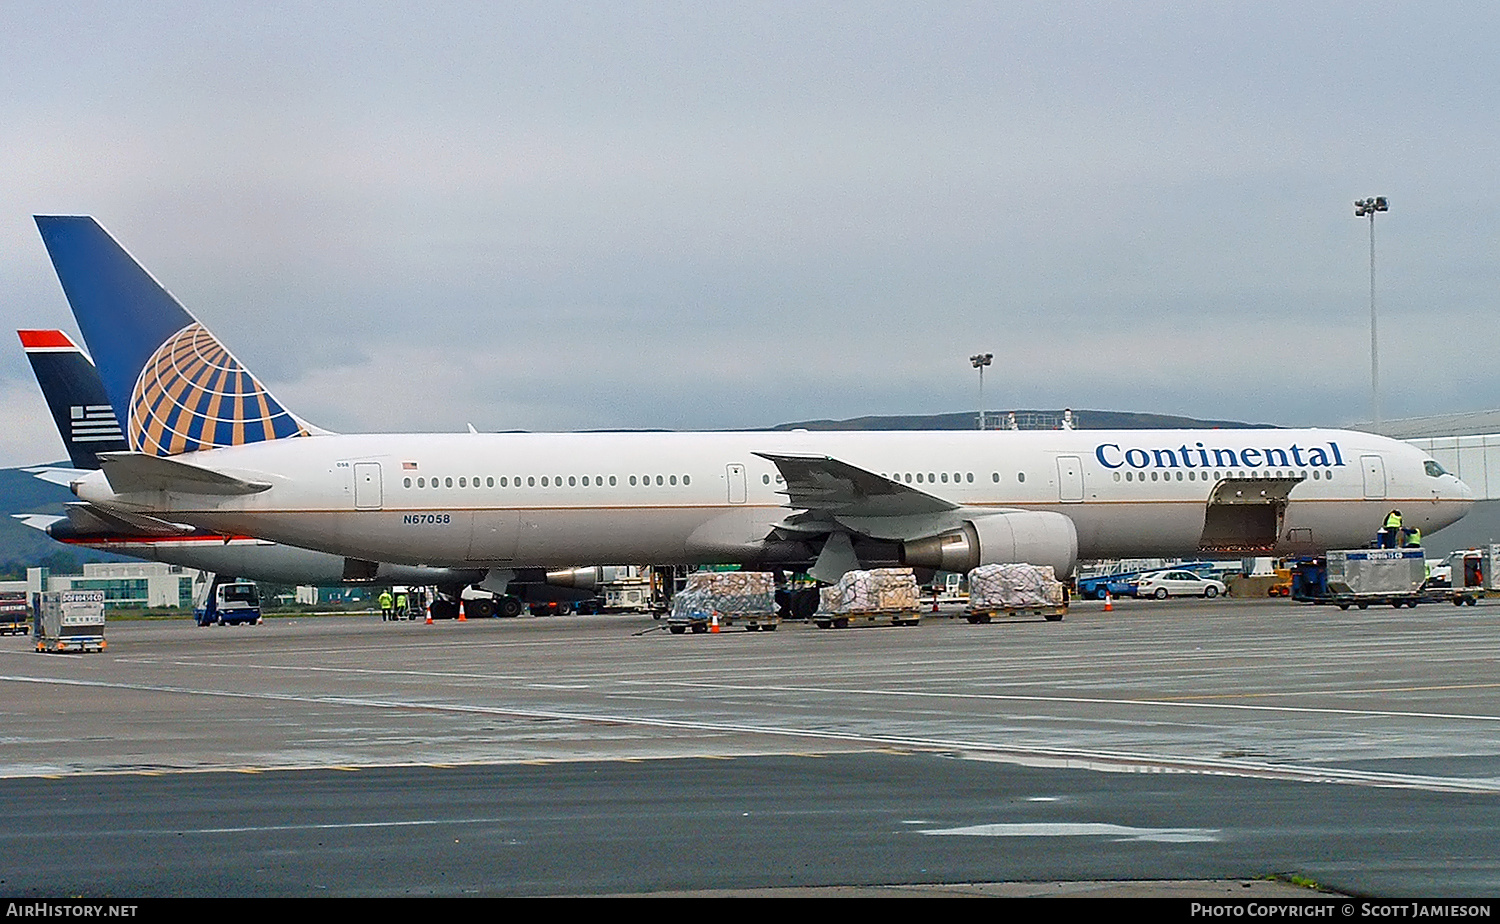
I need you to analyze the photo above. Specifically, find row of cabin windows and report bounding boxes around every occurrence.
[888,472,1025,484]
[1112,469,1336,483]
[402,474,691,490]
[401,468,1334,492]
[764,471,1028,486]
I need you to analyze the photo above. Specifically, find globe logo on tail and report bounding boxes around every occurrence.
[128,323,308,456]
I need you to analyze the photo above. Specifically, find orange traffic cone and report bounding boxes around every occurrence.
[710,612,720,634]
[1104,590,1113,612]
[425,606,433,625]
[457,602,466,622]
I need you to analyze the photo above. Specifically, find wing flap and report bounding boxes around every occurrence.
[754,452,958,518]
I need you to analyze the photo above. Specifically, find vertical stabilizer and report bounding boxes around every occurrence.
[34,216,315,456]
[17,329,127,470]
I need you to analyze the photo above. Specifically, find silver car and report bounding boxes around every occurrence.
[1135,570,1226,599]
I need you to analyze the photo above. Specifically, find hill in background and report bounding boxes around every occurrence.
[0,464,125,577]
[771,409,1271,431]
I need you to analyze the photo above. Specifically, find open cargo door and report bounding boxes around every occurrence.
[1199,476,1304,553]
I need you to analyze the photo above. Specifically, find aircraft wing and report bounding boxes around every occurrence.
[753,452,959,518]
[98,452,272,496]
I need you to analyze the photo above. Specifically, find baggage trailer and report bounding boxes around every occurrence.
[1292,549,1440,610]
[964,603,1066,623]
[963,563,1068,623]
[0,590,29,635]
[1445,546,1500,606]
[667,571,780,633]
[34,590,106,653]
[814,569,923,629]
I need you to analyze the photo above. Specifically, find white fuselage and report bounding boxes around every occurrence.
[73,428,1473,571]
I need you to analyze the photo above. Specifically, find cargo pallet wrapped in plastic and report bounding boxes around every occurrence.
[964,563,1067,623]
[814,568,922,628]
[667,571,779,633]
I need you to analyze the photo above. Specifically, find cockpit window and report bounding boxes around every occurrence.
[1425,460,1449,478]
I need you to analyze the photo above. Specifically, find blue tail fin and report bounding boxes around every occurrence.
[18,329,127,470]
[34,216,315,457]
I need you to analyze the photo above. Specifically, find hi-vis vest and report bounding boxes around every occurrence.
[1385,512,1403,529]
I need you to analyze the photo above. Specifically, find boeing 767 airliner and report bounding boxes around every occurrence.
[34,216,1473,595]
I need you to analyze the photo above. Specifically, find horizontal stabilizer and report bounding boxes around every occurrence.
[754,452,958,518]
[23,466,88,487]
[99,452,272,496]
[11,513,65,533]
[64,502,195,537]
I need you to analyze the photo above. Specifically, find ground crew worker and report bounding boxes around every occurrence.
[395,592,408,620]
[378,589,394,621]
[1402,526,1422,548]
[1381,509,1403,548]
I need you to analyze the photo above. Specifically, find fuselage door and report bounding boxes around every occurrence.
[1361,455,1387,500]
[727,464,747,505]
[1057,455,1084,503]
[354,462,383,510]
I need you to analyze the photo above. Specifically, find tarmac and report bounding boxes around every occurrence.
[3,596,1497,897]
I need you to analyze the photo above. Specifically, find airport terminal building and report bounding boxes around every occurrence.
[0,562,202,610]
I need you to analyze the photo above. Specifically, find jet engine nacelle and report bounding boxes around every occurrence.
[900,510,1079,577]
[544,565,640,591]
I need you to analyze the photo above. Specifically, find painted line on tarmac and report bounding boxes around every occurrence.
[2,672,1498,794]
[636,678,1500,724]
[1,817,516,840]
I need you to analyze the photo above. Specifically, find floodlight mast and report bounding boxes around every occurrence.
[970,352,993,430]
[1354,196,1389,428]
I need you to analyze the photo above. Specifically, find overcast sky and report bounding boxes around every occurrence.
[1,1,1496,467]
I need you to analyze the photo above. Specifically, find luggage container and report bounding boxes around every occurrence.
[35,590,106,652]
[1445,545,1500,606]
[0,590,29,635]
[1294,549,1439,609]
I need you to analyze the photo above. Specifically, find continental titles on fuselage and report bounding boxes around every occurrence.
[1094,441,1347,470]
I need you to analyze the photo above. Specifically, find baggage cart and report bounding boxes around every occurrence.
[814,569,923,628]
[962,562,1068,623]
[667,571,779,633]
[34,590,106,653]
